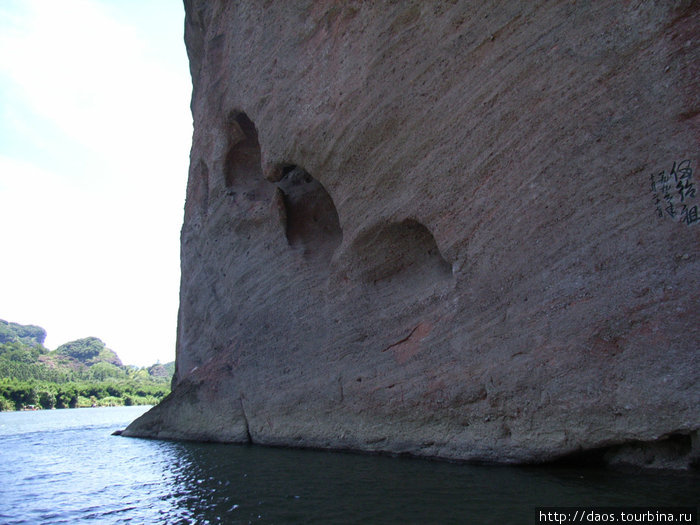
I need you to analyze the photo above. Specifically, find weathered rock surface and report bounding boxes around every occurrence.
[125,1,700,468]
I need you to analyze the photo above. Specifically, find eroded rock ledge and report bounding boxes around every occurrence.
[124,1,699,469]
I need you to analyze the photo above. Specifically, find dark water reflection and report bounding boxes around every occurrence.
[163,443,699,524]
[0,407,697,524]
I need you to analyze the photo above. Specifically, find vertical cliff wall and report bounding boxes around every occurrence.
[125,1,699,468]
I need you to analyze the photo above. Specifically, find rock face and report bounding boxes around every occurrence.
[125,1,699,468]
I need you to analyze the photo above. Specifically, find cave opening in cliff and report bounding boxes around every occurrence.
[224,111,263,190]
[352,219,452,287]
[275,164,342,261]
[190,159,209,219]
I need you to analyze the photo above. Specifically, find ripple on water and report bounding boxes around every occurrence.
[1,407,699,524]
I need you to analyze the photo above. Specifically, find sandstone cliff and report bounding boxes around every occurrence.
[125,1,699,469]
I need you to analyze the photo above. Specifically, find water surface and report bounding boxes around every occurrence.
[0,407,697,524]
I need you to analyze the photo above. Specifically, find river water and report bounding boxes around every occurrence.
[0,406,696,524]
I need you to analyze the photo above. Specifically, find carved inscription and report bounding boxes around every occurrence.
[650,160,697,226]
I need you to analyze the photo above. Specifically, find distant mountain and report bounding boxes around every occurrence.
[148,361,176,378]
[0,318,173,381]
[0,319,46,346]
[54,336,122,366]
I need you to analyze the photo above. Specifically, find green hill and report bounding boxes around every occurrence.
[0,319,174,411]
[55,336,122,365]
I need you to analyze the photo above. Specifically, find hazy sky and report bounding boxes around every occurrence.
[0,1,192,366]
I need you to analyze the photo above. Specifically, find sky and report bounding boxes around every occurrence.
[0,1,193,366]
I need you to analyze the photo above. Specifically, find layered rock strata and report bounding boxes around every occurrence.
[125,1,699,468]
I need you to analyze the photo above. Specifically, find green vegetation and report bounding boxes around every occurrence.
[0,320,46,345]
[0,319,172,410]
[55,336,122,365]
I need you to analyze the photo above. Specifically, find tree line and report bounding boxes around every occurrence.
[0,378,168,411]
